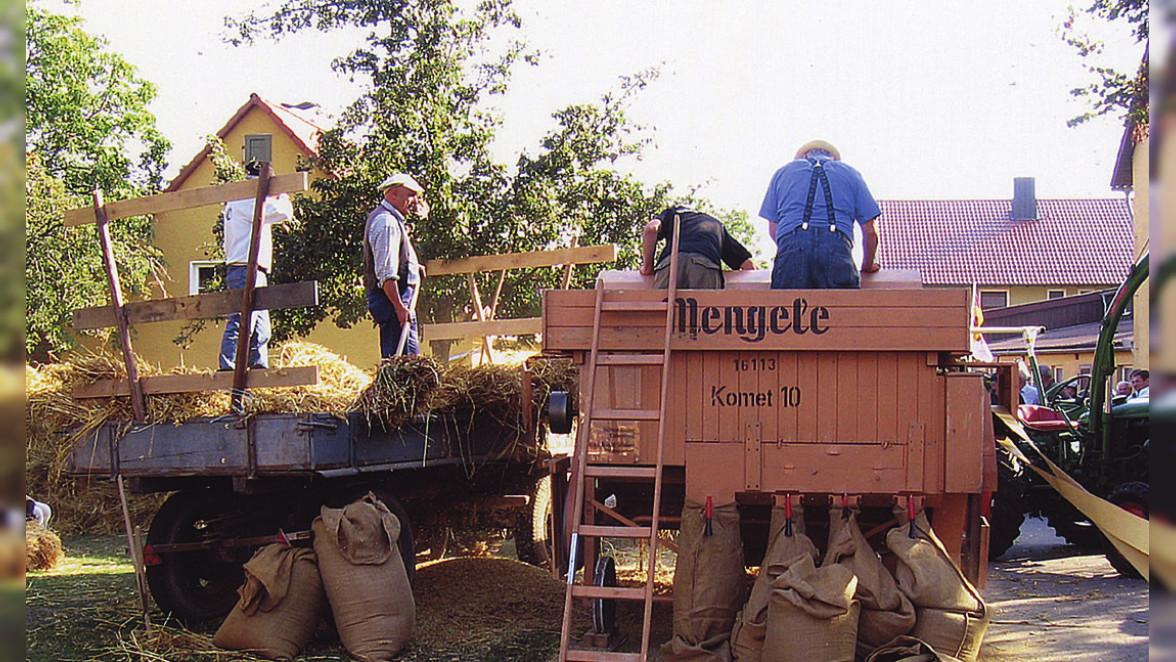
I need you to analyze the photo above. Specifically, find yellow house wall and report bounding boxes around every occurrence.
[1131,136,1148,371]
[118,108,386,372]
[1033,348,1137,385]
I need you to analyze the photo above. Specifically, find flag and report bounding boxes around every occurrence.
[970,286,993,362]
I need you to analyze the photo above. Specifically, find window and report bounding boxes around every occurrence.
[244,134,273,165]
[1079,364,1091,375]
[979,290,1008,310]
[1047,290,1065,300]
[189,261,222,295]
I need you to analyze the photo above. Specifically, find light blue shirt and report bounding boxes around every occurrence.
[759,156,881,242]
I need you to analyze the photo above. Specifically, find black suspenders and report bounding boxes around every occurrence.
[802,159,838,232]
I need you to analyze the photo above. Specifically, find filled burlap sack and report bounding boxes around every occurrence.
[662,501,746,662]
[730,504,819,662]
[763,554,860,662]
[822,506,915,661]
[886,511,989,662]
[213,544,326,660]
[314,493,414,662]
[863,635,963,662]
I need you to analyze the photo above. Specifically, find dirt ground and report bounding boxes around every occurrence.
[26,518,1150,661]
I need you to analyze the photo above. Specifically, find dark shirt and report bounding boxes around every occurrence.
[655,207,753,269]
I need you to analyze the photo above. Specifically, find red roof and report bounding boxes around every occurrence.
[876,198,1134,286]
[165,94,329,192]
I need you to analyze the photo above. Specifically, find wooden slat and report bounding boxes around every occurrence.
[73,366,319,398]
[570,585,648,600]
[73,281,319,330]
[596,353,664,366]
[566,649,643,662]
[548,326,968,352]
[547,287,970,308]
[63,172,309,226]
[424,244,617,276]
[424,317,543,341]
[578,525,653,539]
[593,408,660,421]
[583,465,658,478]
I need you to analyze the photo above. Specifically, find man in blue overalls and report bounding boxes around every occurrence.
[759,140,881,289]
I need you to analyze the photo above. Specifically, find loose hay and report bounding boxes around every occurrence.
[25,523,64,571]
[26,343,578,535]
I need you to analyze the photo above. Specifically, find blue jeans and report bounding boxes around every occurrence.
[367,285,419,357]
[770,227,860,289]
[219,265,271,369]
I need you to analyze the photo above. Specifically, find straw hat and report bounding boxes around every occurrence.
[377,173,425,193]
[795,140,841,161]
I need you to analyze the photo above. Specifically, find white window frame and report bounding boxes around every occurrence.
[979,289,1009,310]
[1047,289,1065,300]
[189,260,222,296]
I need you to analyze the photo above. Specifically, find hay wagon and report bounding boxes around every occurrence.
[543,267,997,661]
[69,404,553,623]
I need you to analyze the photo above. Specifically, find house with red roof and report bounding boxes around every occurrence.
[876,179,1135,311]
[125,94,387,370]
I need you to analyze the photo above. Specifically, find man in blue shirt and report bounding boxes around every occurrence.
[363,173,428,357]
[759,140,881,289]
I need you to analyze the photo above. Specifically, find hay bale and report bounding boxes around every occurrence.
[26,523,63,571]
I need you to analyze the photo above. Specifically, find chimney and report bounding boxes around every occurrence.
[1011,177,1037,221]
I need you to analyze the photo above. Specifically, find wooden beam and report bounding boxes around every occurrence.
[73,281,319,330]
[231,163,274,411]
[63,172,309,226]
[425,317,543,341]
[73,366,319,399]
[93,190,146,420]
[423,244,617,276]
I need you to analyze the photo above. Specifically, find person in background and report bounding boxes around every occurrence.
[640,205,755,289]
[1115,380,1133,397]
[219,161,294,371]
[1020,364,1055,405]
[759,140,881,289]
[364,173,428,357]
[1129,369,1149,399]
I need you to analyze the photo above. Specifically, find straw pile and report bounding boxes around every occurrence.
[26,343,578,534]
[25,523,64,571]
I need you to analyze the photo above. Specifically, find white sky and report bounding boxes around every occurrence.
[51,0,1144,254]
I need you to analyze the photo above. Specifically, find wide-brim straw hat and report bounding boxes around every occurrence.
[377,173,425,193]
[795,140,841,161]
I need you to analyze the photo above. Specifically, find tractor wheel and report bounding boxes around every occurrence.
[989,455,1028,560]
[1103,481,1148,580]
[145,489,250,624]
[515,475,552,567]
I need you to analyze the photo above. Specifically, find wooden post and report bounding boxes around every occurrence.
[560,237,579,289]
[231,163,273,412]
[117,476,152,632]
[93,190,146,421]
[467,273,494,364]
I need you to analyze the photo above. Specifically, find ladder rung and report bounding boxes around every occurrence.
[601,301,667,312]
[579,525,653,539]
[595,353,665,366]
[584,465,659,479]
[571,584,648,600]
[566,650,644,662]
[592,408,660,421]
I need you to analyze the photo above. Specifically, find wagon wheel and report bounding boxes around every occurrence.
[515,475,552,567]
[145,489,251,624]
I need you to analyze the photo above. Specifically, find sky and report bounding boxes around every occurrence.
[46,0,1145,255]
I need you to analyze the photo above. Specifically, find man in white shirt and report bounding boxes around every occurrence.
[1129,369,1149,399]
[218,161,295,370]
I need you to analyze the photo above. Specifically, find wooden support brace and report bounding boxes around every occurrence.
[73,366,319,399]
[93,190,146,420]
[231,163,273,411]
[72,281,318,330]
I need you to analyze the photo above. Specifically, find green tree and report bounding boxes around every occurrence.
[1061,0,1148,127]
[24,1,169,361]
[227,0,748,345]
[26,0,170,195]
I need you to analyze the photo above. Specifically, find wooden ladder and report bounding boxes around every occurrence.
[558,216,682,662]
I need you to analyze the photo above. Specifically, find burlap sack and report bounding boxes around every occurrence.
[213,544,326,660]
[822,507,915,660]
[763,554,860,662]
[863,635,963,662]
[730,505,819,662]
[886,511,989,662]
[314,493,414,662]
[662,501,746,662]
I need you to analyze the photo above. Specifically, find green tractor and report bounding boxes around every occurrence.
[988,253,1149,578]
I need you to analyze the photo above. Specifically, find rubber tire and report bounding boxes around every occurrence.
[515,476,552,567]
[145,489,248,624]
[989,453,1028,560]
[1103,481,1147,580]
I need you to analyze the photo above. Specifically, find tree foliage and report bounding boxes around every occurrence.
[1061,0,1148,128]
[226,0,748,346]
[26,0,170,196]
[25,1,169,362]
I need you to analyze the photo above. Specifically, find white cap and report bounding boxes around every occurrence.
[377,173,425,193]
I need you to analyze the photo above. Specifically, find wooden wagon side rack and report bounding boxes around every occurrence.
[543,269,997,588]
